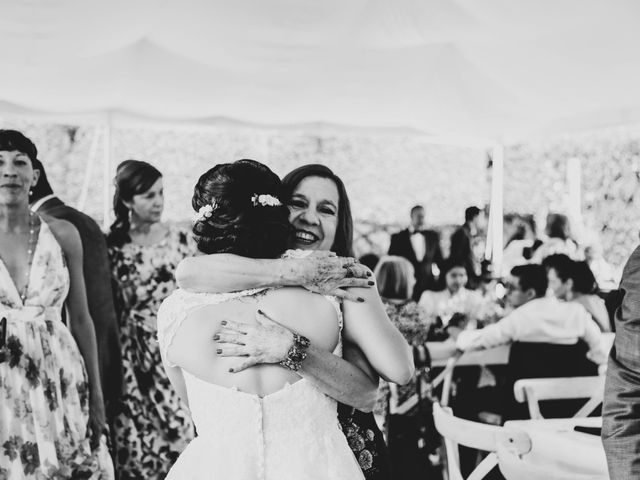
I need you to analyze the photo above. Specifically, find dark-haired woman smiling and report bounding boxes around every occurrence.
[107,160,194,480]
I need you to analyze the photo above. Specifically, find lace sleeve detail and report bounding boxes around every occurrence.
[157,291,188,368]
[157,288,272,368]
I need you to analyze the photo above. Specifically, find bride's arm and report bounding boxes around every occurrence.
[175,253,370,301]
[342,284,415,385]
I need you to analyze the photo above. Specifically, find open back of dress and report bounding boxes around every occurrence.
[157,287,365,480]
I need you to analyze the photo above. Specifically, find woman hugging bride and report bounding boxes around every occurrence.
[157,159,412,479]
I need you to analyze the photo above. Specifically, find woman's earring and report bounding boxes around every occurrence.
[29,189,33,197]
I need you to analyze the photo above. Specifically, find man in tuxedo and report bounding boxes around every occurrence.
[30,159,123,423]
[450,206,485,289]
[388,205,443,300]
[603,245,640,479]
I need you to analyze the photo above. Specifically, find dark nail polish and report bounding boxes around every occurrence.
[213,334,220,341]
[216,349,222,354]
[221,320,227,326]
[368,281,374,286]
[358,297,365,303]
[366,271,372,277]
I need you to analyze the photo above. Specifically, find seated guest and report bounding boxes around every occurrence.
[456,264,605,363]
[501,214,538,277]
[375,255,432,345]
[373,255,435,479]
[545,254,611,332]
[584,241,619,289]
[531,213,581,263]
[419,258,484,328]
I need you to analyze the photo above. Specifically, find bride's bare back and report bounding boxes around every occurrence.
[168,287,340,397]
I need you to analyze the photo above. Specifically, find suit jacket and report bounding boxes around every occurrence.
[34,197,123,416]
[603,245,640,479]
[449,224,480,288]
[388,228,443,300]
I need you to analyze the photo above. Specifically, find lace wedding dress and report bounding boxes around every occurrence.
[157,286,365,480]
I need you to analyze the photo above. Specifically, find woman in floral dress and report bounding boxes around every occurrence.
[107,160,194,480]
[0,130,113,478]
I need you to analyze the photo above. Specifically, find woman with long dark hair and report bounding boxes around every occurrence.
[107,160,194,479]
[177,164,413,479]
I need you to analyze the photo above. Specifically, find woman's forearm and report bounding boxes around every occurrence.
[298,345,379,412]
[176,254,299,292]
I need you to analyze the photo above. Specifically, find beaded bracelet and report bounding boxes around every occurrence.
[279,333,311,371]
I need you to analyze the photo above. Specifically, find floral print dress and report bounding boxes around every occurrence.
[108,226,195,480]
[0,218,113,479]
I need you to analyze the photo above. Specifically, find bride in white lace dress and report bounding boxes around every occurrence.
[157,160,367,479]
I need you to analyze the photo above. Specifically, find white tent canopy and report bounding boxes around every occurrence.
[1,0,640,142]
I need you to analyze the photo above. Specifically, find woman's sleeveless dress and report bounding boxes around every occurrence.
[0,219,113,479]
[157,287,365,480]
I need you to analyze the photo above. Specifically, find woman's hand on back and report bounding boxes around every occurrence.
[215,311,294,372]
[293,251,374,302]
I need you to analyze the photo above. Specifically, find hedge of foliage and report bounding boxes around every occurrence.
[2,119,637,268]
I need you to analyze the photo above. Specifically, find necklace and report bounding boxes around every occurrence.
[19,211,38,304]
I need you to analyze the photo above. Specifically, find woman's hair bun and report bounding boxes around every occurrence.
[192,159,291,258]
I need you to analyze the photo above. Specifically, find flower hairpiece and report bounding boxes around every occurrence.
[193,201,217,223]
[251,194,282,207]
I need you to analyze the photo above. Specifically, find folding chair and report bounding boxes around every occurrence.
[433,402,531,480]
[496,440,607,480]
[513,375,605,420]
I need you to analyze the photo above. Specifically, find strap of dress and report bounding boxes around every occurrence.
[157,287,269,367]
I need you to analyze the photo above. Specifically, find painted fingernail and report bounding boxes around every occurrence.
[216,349,222,354]
[213,334,220,340]
[221,320,227,326]
[366,271,372,277]
[368,281,375,286]
[358,297,365,303]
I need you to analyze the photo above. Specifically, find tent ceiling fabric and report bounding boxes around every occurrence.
[1,0,639,141]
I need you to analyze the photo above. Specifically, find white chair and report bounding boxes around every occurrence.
[513,375,605,420]
[497,441,607,480]
[433,402,531,480]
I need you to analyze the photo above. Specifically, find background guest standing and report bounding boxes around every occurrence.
[449,206,485,290]
[30,159,123,441]
[107,160,194,480]
[388,205,443,300]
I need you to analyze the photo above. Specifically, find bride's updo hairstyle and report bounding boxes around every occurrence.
[192,159,291,258]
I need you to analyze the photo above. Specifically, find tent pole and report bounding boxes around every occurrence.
[487,143,504,275]
[102,117,113,231]
[77,125,101,211]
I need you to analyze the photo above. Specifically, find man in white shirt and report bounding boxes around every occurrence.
[456,264,605,362]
